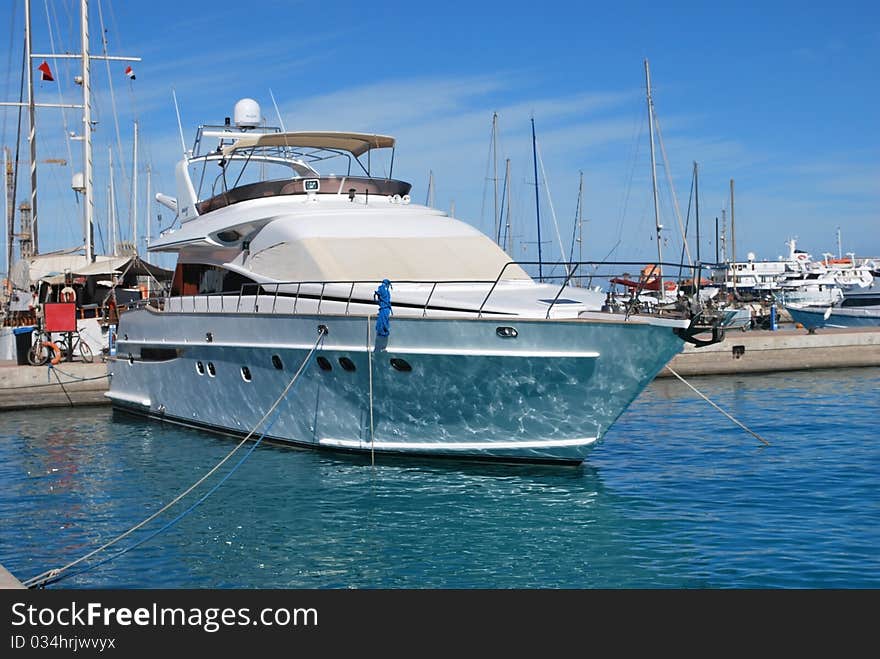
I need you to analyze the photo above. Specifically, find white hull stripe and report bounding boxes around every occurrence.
[319,437,598,451]
[118,340,599,358]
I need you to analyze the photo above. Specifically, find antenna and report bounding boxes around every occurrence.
[172,88,187,155]
[269,88,286,131]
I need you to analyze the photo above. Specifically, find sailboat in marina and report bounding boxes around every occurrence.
[1,0,171,361]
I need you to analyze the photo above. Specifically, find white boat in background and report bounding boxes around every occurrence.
[105,98,725,465]
[786,289,880,330]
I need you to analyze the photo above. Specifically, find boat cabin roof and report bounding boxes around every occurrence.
[221,131,396,158]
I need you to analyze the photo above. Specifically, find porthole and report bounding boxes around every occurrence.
[271,354,283,370]
[128,353,134,365]
[390,358,412,372]
[496,326,518,338]
[316,356,332,371]
[241,366,252,382]
[207,362,216,377]
[196,360,205,375]
[339,357,356,372]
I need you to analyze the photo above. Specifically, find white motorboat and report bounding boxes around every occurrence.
[106,99,723,464]
[786,289,880,330]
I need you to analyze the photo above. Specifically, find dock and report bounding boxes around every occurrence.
[660,326,880,377]
[0,563,25,589]
[0,327,877,410]
[0,360,110,410]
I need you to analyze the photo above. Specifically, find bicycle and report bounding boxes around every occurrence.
[27,329,94,365]
[56,330,94,364]
[27,328,54,366]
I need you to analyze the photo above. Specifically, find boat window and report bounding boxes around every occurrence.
[207,362,216,377]
[196,361,205,375]
[316,356,332,371]
[339,357,356,372]
[390,358,412,372]
[171,263,258,296]
[241,366,252,382]
[140,347,181,361]
[272,355,283,370]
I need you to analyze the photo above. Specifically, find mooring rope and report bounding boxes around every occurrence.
[367,314,375,466]
[48,366,74,407]
[0,373,110,391]
[664,365,771,446]
[24,328,326,589]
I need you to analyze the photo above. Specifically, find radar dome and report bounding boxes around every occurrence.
[747,252,756,261]
[233,98,261,128]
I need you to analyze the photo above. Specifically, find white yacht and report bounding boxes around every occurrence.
[106,99,722,465]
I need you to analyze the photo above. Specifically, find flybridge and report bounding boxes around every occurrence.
[155,98,408,226]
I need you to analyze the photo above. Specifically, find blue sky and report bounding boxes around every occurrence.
[2,0,878,275]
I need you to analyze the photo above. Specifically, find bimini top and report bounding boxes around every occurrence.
[221,131,396,158]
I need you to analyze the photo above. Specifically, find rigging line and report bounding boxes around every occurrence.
[568,171,582,265]
[1,0,19,141]
[677,168,695,283]
[10,37,25,259]
[664,365,771,447]
[615,95,644,245]
[23,329,327,589]
[105,0,140,122]
[268,88,286,131]
[497,159,509,246]
[43,0,75,184]
[653,112,692,266]
[535,139,570,278]
[478,116,494,238]
[96,0,131,235]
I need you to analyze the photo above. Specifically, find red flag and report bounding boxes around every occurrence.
[38,61,54,82]
[124,65,136,80]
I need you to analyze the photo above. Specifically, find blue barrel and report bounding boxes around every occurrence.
[770,304,777,331]
[12,326,35,365]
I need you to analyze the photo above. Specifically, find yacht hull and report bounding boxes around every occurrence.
[786,305,880,329]
[108,309,684,464]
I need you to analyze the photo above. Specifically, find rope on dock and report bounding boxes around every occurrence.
[0,373,110,391]
[23,328,327,589]
[664,365,771,446]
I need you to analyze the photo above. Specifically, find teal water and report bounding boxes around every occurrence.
[1,367,878,588]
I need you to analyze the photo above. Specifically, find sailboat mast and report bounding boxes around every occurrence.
[577,170,584,284]
[645,59,663,292]
[425,170,434,207]
[108,146,116,256]
[730,178,736,293]
[132,119,138,256]
[503,158,511,254]
[531,116,543,282]
[145,165,151,249]
[492,112,499,246]
[25,0,39,254]
[694,161,700,264]
[5,148,13,287]
[81,0,95,262]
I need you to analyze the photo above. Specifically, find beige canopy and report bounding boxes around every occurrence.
[222,131,396,158]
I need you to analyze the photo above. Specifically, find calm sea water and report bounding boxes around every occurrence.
[1,367,878,589]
